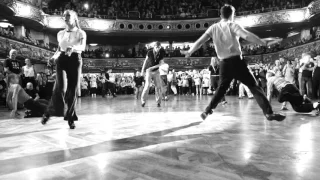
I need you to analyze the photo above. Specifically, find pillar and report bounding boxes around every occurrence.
[13,25,26,39]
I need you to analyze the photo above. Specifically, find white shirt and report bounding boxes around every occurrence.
[205,21,243,60]
[109,74,116,83]
[57,27,86,52]
[167,74,173,82]
[23,65,35,77]
[159,63,169,76]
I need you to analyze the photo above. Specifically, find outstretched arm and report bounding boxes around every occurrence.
[234,25,267,46]
[181,34,211,57]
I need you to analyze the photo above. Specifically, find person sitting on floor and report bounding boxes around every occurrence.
[6,74,49,119]
[266,71,320,115]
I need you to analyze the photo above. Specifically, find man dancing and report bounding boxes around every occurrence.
[267,71,319,114]
[6,74,49,119]
[181,4,285,121]
[141,42,165,107]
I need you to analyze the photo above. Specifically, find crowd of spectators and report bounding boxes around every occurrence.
[0,27,56,51]
[242,32,318,55]
[82,33,319,59]
[45,0,313,20]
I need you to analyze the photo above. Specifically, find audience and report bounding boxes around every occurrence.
[44,0,313,20]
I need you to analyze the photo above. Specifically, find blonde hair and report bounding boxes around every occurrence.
[63,10,81,30]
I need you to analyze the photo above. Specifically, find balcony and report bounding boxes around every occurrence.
[0,0,319,34]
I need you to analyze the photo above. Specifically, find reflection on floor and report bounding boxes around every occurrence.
[0,95,319,180]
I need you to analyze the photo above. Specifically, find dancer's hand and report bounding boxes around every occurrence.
[66,46,73,57]
[180,50,191,58]
[146,68,152,72]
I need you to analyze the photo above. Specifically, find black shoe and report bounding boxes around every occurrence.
[41,114,50,125]
[265,113,286,121]
[157,103,161,107]
[68,120,76,129]
[142,102,145,107]
[200,110,213,121]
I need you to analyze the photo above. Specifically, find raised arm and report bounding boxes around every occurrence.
[234,24,267,46]
[181,33,211,57]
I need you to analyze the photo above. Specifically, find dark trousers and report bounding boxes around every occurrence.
[300,76,312,97]
[279,84,314,113]
[102,82,107,97]
[211,76,219,91]
[312,68,320,99]
[107,82,116,95]
[47,52,82,121]
[24,99,49,115]
[205,56,273,115]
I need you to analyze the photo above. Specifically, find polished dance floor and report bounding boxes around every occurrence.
[0,95,319,180]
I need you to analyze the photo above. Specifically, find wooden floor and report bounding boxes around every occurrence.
[0,95,319,180]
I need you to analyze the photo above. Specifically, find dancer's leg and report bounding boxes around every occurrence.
[235,58,273,115]
[141,71,152,104]
[64,54,82,121]
[46,55,66,117]
[153,71,162,105]
[205,59,234,113]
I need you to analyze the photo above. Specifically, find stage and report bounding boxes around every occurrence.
[0,95,319,180]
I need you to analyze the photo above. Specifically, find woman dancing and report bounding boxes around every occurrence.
[42,10,86,129]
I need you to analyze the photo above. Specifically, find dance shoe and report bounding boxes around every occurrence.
[68,120,76,129]
[141,102,146,107]
[157,103,161,107]
[265,113,286,121]
[41,114,50,125]
[200,110,213,121]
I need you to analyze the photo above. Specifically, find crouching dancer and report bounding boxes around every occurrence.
[7,74,50,119]
[267,71,320,115]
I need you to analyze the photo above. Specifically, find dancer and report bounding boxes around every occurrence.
[267,71,319,114]
[43,10,86,129]
[134,71,144,100]
[7,74,49,119]
[181,4,285,121]
[141,41,165,107]
[105,69,117,97]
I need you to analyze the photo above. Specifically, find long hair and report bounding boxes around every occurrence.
[63,10,81,30]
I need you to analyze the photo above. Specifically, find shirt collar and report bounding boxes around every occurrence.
[66,27,78,32]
